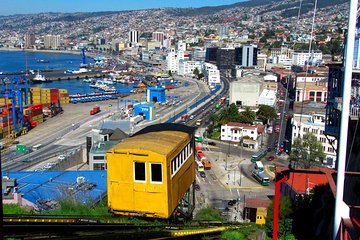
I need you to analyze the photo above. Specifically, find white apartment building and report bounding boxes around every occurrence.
[292,51,323,66]
[202,62,221,85]
[44,35,60,49]
[220,122,261,149]
[178,60,202,77]
[166,48,184,73]
[292,113,337,168]
[177,40,187,51]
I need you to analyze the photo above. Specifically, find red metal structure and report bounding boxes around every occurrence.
[272,166,360,240]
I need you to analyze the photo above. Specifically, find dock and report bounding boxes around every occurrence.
[1,69,109,81]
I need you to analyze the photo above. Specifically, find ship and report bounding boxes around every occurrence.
[36,59,50,63]
[32,70,51,83]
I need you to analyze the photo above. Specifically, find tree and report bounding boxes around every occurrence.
[168,70,172,77]
[238,107,256,124]
[289,133,326,169]
[197,73,204,80]
[257,105,277,124]
[217,103,241,124]
[266,196,294,239]
[193,67,200,77]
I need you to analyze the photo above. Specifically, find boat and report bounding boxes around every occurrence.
[36,59,50,63]
[32,70,51,83]
[83,78,93,83]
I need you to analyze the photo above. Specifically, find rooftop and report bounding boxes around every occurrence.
[2,171,107,208]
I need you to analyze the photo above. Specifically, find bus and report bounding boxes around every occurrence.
[32,144,42,151]
[196,119,202,126]
[195,135,203,143]
[254,161,264,173]
[251,149,267,162]
[195,160,204,172]
[252,170,270,186]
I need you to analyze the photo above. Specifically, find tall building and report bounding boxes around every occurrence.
[24,33,35,48]
[218,25,229,39]
[44,35,60,49]
[202,62,220,86]
[216,48,235,70]
[166,48,184,73]
[205,47,218,62]
[235,45,258,67]
[128,30,139,47]
[152,32,164,46]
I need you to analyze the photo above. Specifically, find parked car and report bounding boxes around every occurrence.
[267,155,275,161]
[228,200,237,206]
[58,155,66,161]
[194,183,200,191]
[274,125,280,133]
[208,142,216,146]
[199,171,206,178]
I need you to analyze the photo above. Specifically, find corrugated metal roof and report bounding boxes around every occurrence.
[111,130,188,156]
[2,171,107,207]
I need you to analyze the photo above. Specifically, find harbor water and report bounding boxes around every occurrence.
[0,50,135,94]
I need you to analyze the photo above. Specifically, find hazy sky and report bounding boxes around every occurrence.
[0,0,247,16]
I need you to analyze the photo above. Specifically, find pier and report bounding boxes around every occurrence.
[1,69,110,81]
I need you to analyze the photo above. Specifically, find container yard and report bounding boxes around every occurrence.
[0,81,70,141]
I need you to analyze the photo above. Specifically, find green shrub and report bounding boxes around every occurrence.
[194,206,224,221]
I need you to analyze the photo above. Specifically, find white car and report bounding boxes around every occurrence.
[189,115,195,120]
[58,155,66,161]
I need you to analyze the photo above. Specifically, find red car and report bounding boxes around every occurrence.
[275,125,280,133]
[267,155,275,161]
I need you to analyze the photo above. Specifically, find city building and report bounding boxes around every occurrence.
[263,74,278,92]
[220,122,264,150]
[192,47,206,61]
[235,45,258,67]
[152,31,165,46]
[258,89,276,107]
[295,80,328,102]
[24,33,35,48]
[44,35,60,50]
[88,128,128,170]
[205,47,218,62]
[166,48,184,73]
[128,30,139,47]
[202,62,220,85]
[216,48,235,71]
[292,113,337,167]
[229,73,263,107]
[292,51,323,66]
[178,60,202,77]
[280,170,330,199]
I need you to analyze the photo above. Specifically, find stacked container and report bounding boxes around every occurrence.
[0,105,14,139]
[59,89,70,104]
[30,87,42,105]
[28,104,43,125]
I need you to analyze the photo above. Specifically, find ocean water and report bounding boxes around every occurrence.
[32,79,134,95]
[0,51,134,94]
[0,50,91,73]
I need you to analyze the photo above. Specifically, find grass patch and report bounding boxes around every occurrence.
[194,206,224,222]
[221,223,263,240]
[268,166,275,173]
[207,131,221,140]
[3,204,32,214]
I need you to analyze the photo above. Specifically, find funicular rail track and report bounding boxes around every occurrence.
[3,215,240,239]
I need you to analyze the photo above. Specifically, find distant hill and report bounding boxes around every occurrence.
[166,0,348,17]
[166,0,283,16]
